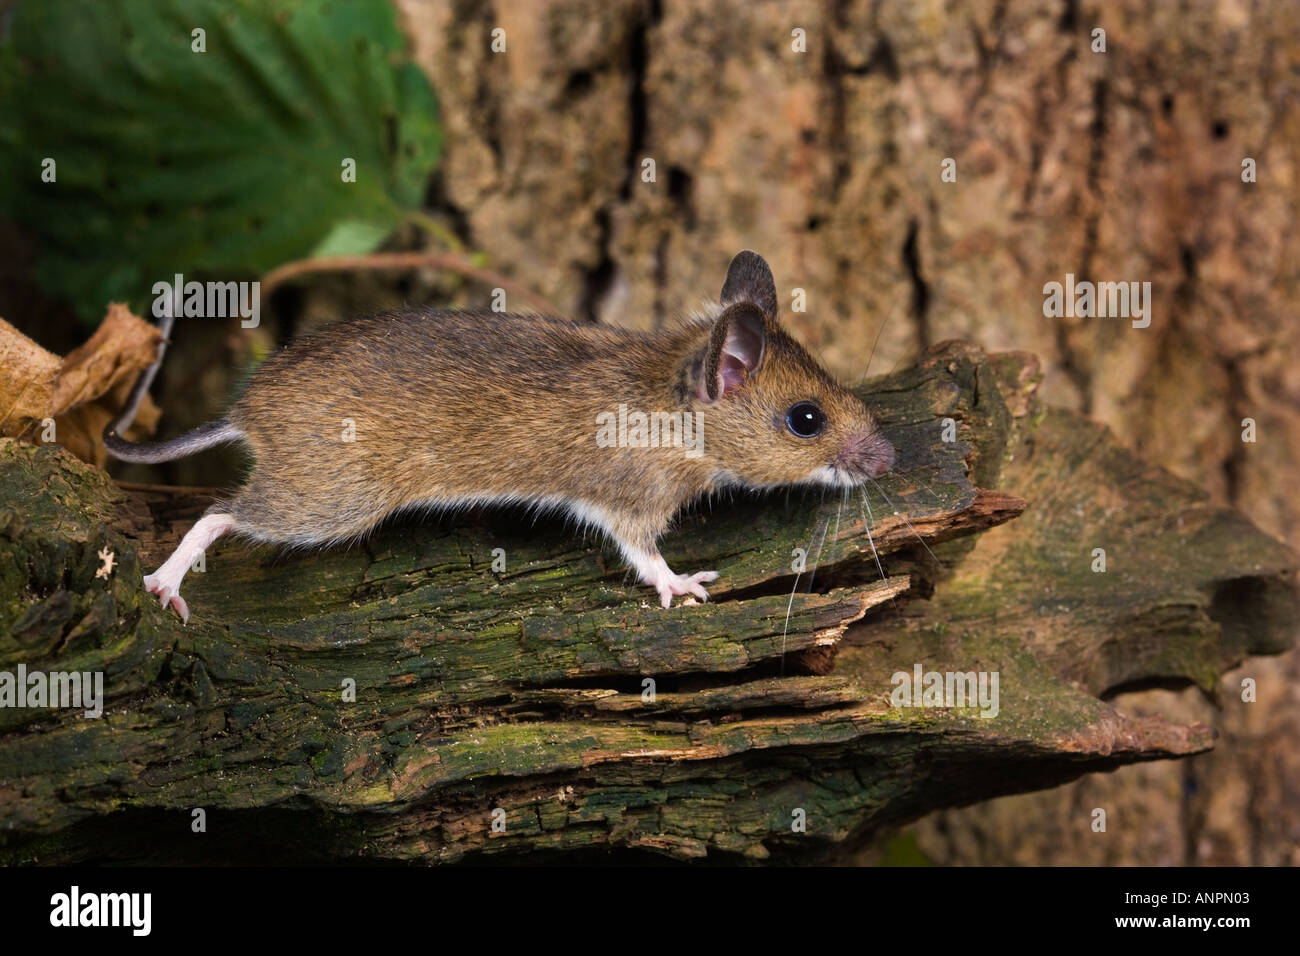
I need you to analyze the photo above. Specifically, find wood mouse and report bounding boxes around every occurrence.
[105,251,895,621]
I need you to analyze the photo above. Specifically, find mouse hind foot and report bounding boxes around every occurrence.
[143,512,238,623]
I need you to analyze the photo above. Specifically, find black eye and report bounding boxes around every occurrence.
[786,401,825,438]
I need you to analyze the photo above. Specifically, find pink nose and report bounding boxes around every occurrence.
[840,431,895,478]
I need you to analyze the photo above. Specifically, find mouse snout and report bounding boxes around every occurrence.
[838,430,895,479]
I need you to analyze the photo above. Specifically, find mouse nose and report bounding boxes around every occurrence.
[839,430,895,478]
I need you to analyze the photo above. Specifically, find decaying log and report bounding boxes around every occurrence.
[0,341,1294,863]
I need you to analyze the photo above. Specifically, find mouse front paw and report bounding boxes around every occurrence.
[653,569,720,608]
[144,572,191,624]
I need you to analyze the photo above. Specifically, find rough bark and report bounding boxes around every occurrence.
[2,0,1296,865]
[380,0,1300,867]
[1,341,1293,863]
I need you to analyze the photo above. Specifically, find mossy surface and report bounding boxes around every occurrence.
[0,343,1293,864]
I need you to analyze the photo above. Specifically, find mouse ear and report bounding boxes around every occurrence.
[703,302,767,400]
[721,250,778,319]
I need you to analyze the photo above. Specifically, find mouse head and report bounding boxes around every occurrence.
[684,251,895,490]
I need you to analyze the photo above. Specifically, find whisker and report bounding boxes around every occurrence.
[855,484,900,618]
[858,298,901,387]
[910,474,945,506]
[806,489,843,594]
[890,469,947,513]
[781,514,829,676]
[867,475,944,570]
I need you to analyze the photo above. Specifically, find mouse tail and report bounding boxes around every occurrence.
[104,418,242,464]
[102,300,243,463]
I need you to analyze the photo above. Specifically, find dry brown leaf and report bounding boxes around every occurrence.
[0,318,60,438]
[0,304,162,466]
[53,303,163,414]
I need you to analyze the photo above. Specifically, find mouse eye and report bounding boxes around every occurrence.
[786,401,826,438]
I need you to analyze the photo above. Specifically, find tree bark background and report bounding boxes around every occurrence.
[380,0,1299,864]
[5,0,1287,863]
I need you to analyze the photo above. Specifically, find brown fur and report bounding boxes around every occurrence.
[212,253,892,566]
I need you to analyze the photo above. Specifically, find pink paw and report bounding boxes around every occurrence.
[655,570,719,608]
[144,573,190,624]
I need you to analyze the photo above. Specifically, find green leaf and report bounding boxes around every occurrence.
[0,0,442,321]
[309,219,392,258]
